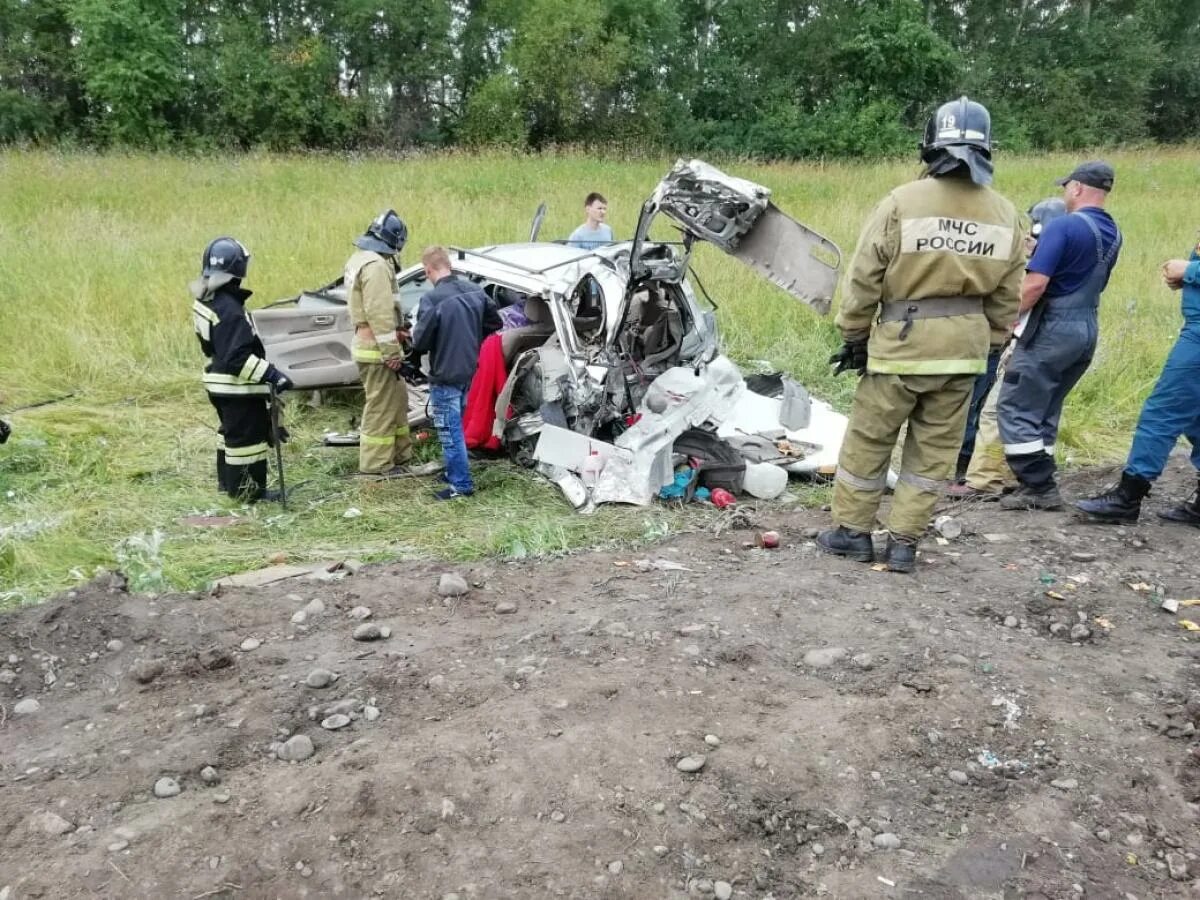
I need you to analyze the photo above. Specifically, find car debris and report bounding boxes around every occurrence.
[257,159,846,509]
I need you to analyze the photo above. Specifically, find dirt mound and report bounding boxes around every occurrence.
[2,461,1199,899]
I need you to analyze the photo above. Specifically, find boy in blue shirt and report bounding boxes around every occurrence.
[567,193,614,249]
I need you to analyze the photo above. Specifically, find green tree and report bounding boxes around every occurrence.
[69,0,184,145]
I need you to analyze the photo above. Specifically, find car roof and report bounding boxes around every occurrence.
[397,241,629,296]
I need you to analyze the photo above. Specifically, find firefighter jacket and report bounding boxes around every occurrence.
[346,250,401,365]
[836,175,1025,376]
[192,285,282,396]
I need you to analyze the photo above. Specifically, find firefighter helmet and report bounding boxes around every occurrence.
[355,209,408,255]
[920,96,993,185]
[200,237,251,280]
[1028,197,1067,238]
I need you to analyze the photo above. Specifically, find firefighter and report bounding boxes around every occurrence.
[190,237,291,502]
[346,209,412,476]
[816,96,1025,573]
[1075,239,1200,525]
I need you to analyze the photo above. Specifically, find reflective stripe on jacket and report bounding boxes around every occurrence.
[837,175,1026,376]
[345,249,401,365]
[193,286,278,396]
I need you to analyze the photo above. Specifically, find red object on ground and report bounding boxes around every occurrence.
[711,488,736,508]
[756,530,780,549]
[463,332,508,451]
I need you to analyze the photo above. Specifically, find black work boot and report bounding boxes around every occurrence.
[999,483,1064,511]
[1158,478,1200,527]
[883,536,917,573]
[1075,472,1150,523]
[816,526,875,563]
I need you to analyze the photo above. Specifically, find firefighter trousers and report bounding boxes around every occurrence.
[358,362,412,474]
[833,373,975,541]
[209,394,271,499]
[963,345,1017,492]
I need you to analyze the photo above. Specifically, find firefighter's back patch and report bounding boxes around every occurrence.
[900,217,1013,259]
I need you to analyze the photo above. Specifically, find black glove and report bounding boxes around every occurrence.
[0,419,9,444]
[829,339,868,376]
[267,371,293,393]
[398,360,427,385]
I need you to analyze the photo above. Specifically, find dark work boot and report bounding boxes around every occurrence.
[1075,472,1150,523]
[883,536,917,573]
[816,526,875,563]
[999,483,1064,511]
[1158,478,1200,527]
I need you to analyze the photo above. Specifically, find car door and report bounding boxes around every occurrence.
[252,289,359,389]
[630,159,842,315]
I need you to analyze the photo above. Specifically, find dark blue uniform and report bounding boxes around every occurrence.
[997,208,1122,493]
[1124,242,1200,480]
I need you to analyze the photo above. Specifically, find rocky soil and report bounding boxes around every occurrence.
[1,459,1199,900]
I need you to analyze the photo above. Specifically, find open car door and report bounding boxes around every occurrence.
[252,285,359,390]
[629,159,842,315]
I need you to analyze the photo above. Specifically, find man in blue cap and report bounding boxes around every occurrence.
[1076,241,1200,525]
[996,160,1122,510]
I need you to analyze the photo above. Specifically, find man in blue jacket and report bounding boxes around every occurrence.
[1076,241,1200,524]
[410,246,503,500]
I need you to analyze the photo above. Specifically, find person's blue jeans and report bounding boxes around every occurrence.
[1125,326,1200,481]
[958,348,1002,469]
[431,384,473,493]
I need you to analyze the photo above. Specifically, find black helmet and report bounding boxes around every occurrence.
[1027,197,1067,238]
[355,208,408,255]
[201,237,250,280]
[921,96,993,185]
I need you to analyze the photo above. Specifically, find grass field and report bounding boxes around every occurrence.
[0,148,1195,605]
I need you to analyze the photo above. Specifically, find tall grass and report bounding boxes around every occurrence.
[0,148,1193,604]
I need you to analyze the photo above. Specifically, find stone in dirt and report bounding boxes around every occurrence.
[198,647,233,671]
[494,601,517,615]
[0,669,15,685]
[803,647,848,668]
[30,811,74,836]
[851,652,874,670]
[873,832,902,850]
[704,734,721,747]
[607,861,623,875]
[106,640,124,653]
[948,770,969,785]
[676,755,706,773]
[131,658,166,684]
[240,637,261,652]
[321,714,351,730]
[305,668,337,689]
[714,881,733,900]
[153,777,181,798]
[438,573,469,597]
[303,598,325,616]
[353,624,386,642]
[1051,778,1078,791]
[14,698,41,716]
[1166,851,1189,881]
[278,734,315,761]
[349,606,372,620]
[290,610,308,625]
[1069,624,1092,642]
[200,766,219,785]
[363,706,380,722]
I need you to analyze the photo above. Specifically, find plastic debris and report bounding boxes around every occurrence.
[1093,616,1114,631]
[710,488,736,508]
[1161,598,1180,613]
[933,515,962,539]
[342,507,363,519]
[1127,582,1154,593]
[1180,620,1200,632]
[1179,598,1200,607]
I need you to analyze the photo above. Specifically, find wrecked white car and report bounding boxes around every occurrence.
[255,159,847,509]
